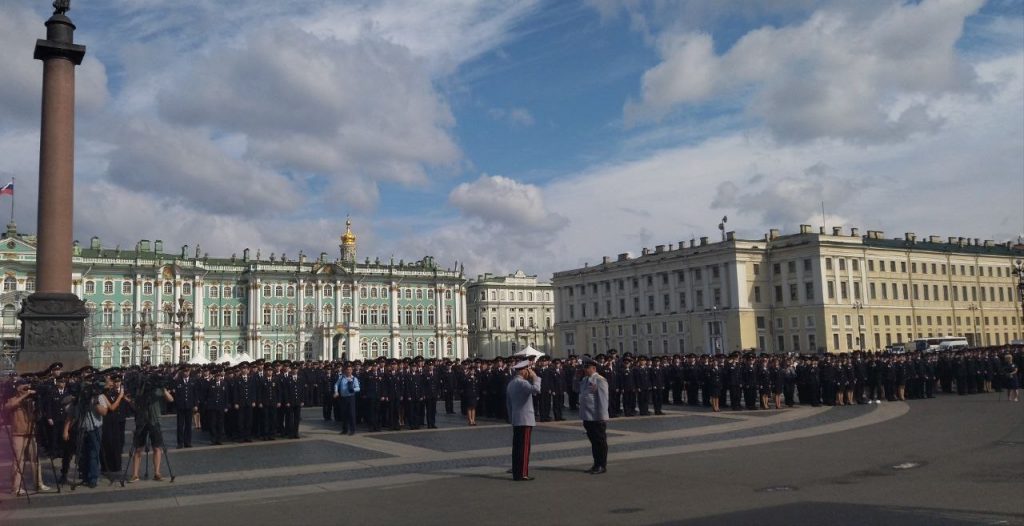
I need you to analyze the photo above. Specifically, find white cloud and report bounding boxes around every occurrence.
[449,174,566,232]
[487,106,536,126]
[625,0,987,143]
[0,5,109,125]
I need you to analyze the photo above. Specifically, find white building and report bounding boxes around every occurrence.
[467,270,555,358]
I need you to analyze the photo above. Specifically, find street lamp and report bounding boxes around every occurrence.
[164,297,193,363]
[132,309,154,366]
[967,303,979,347]
[852,300,864,351]
[710,304,721,355]
[1013,260,1024,328]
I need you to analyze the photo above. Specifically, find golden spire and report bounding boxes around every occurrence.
[341,216,356,245]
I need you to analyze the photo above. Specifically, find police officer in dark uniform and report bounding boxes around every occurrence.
[173,367,199,448]
[231,363,257,443]
[257,366,281,440]
[205,370,229,445]
[281,366,305,439]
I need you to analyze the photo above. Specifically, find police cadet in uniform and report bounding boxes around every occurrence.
[602,354,621,418]
[651,357,666,415]
[257,366,281,440]
[231,363,256,443]
[422,361,441,429]
[619,357,637,417]
[636,356,652,416]
[282,366,305,439]
[205,370,229,445]
[362,362,384,432]
[173,367,198,449]
[442,360,457,414]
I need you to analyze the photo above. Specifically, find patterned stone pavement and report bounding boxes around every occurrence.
[0,401,907,519]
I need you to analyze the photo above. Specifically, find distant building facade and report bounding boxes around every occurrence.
[553,226,1024,357]
[0,220,469,367]
[467,270,555,358]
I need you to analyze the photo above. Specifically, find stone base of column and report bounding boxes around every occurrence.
[16,292,89,373]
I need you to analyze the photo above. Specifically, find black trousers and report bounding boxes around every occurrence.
[444,391,455,414]
[552,393,564,420]
[568,390,579,410]
[176,409,193,447]
[583,420,608,469]
[425,398,437,428]
[322,392,334,420]
[261,406,277,438]
[623,391,637,416]
[366,400,381,431]
[284,405,301,438]
[511,426,533,480]
[237,405,253,440]
[609,390,621,417]
[339,396,357,433]
[208,409,225,444]
[386,399,401,430]
[652,389,663,413]
[638,390,650,415]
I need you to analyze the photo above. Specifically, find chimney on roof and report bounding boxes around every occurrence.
[769,229,780,240]
[140,239,151,252]
[819,226,826,234]
[905,232,916,243]
[602,256,611,264]
[641,247,650,256]
[799,224,811,234]
[974,238,981,245]
[850,227,859,237]
[154,240,163,253]
[957,237,965,246]
[699,236,709,246]
[832,226,842,236]
[929,235,941,243]
[948,236,957,244]
[617,253,629,261]
[726,231,735,241]
[90,236,100,250]
[655,245,665,253]
[689,239,696,248]
[983,240,994,247]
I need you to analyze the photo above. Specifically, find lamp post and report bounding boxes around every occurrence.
[1013,260,1024,330]
[710,304,721,355]
[852,300,864,351]
[132,310,154,366]
[967,303,979,347]
[164,297,193,363]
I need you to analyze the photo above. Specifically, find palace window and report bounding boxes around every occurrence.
[122,281,132,295]
[324,285,333,297]
[104,281,114,294]
[3,276,17,292]
[182,283,192,295]
[163,282,173,295]
[85,280,95,294]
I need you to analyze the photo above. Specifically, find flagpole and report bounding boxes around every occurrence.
[9,177,14,224]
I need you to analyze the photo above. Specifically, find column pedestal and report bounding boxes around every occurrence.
[17,292,88,372]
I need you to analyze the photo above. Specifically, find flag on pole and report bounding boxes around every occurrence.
[0,182,12,196]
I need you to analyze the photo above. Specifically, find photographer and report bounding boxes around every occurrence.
[127,378,173,483]
[5,380,50,495]
[62,380,110,488]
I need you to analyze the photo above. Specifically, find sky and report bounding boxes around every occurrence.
[0,0,1021,281]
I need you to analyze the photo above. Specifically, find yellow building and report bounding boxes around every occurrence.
[553,226,1024,356]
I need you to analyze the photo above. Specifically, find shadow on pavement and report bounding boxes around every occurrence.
[653,502,1024,526]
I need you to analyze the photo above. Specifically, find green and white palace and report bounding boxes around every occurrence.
[0,220,468,367]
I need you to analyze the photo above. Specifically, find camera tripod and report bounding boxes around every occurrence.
[118,424,175,487]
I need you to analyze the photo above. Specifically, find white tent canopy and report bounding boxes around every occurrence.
[229,352,255,366]
[513,345,544,361]
[189,353,209,365]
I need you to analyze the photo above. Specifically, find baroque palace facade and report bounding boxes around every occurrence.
[553,225,1024,357]
[466,270,555,358]
[0,221,469,367]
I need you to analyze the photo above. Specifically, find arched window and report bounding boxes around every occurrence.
[370,287,378,298]
[287,306,297,326]
[406,338,414,357]
[275,344,284,360]
[286,343,296,360]
[181,344,192,362]
[323,285,333,297]
[120,343,131,366]
[209,343,219,362]
[84,280,95,294]
[262,343,272,360]
[163,281,173,295]
[262,285,272,297]
[104,280,114,294]
[102,302,114,327]
[415,308,424,326]
[445,290,452,300]
[101,341,113,366]
[142,281,153,295]
[370,341,379,358]
[303,342,313,361]
[209,307,220,327]
[262,306,271,326]
[275,285,284,297]
[323,305,334,324]
[122,281,133,295]
[405,288,412,299]
[160,345,172,364]
[222,341,233,359]
[303,305,314,325]
[342,305,352,323]
[428,340,436,357]
[396,340,403,356]
[416,339,425,355]
[445,339,453,356]
[304,284,314,297]
[223,285,233,298]
[360,341,368,358]
[342,284,351,298]
[141,346,152,365]
[209,285,220,298]
[182,283,192,295]
[445,307,452,326]
[427,289,435,300]
[121,303,132,326]
[286,285,295,298]
[380,307,389,326]
[381,287,389,298]
[427,307,435,326]
[381,340,390,357]
[359,306,368,325]
[360,287,368,299]
[527,292,533,301]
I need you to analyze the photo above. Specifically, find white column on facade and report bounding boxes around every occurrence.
[251,279,260,356]
[391,281,400,359]
[732,262,748,309]
[194,276,205,360]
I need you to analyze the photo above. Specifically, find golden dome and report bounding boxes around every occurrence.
[341,217,356,245]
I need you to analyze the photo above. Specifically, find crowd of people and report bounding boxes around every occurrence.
[2,345,1020,494]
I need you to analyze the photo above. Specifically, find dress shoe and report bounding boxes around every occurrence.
[514,477,534,482]
[590,467,607,475]
[585,465,598,474]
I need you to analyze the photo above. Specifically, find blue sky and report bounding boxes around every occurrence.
[0,0,1021,278]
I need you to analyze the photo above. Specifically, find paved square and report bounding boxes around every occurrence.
[372,424,588,452]
[166,440,391,474]
[603,414,731,433]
